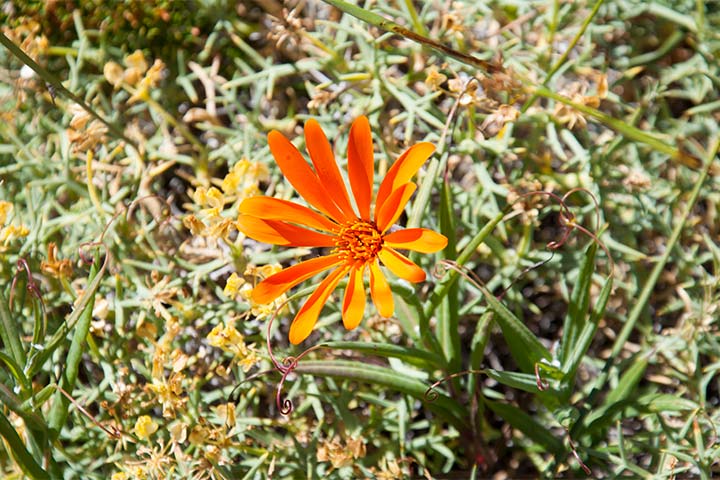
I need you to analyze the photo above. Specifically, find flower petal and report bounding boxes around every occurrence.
[378,247,426,283]
[342,264,366,330]
[289,266,350,344]
[376,142,435,210]
[252,254,344,304]
[347,116,374,220]
[369,261,393,318]
[384,228,448,253]
[375,183,417,233]
[304,119,355,217]
[268,130,348,222]
[237,215,336,247]
[239,197,339,232]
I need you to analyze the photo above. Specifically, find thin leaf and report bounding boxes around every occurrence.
[48,257,99,440]
[560,242,598,365]
[319,341,444,368]
[0,351,31,396]
[0,288,26,368]
[477,283,552,373]
[485,400,565,455]
[0,411,49,480]
[294,360,467,431]
[562,274,613,380]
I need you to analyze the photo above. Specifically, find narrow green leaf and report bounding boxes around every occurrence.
[437,179,461,371]
[319,341,444,368]
[0,288,27,368]
[0,351,31,395]
[484,369,545,394]
[477,283,552,373]
[294,360,467,431]
[0,411,49,480]
[605,356,650,407]
[48,257,99,440]
[562,274,613,380]
[533,85,685,160]
[637,393,698,413]
[582,356,649,433]
[587,139,717,402]
[0,384,48,433]
[321,0,498,74]
[560,242,598,365]
[485,400,564,455]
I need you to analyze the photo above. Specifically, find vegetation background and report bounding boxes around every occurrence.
[0,0,718,478]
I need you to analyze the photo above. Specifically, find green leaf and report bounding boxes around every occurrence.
[294,360,467,431]
[437,179,461,371]
[560,242,598,365]
[48,257,100,440]
[477,283,552,373]
[0,411,49,480]
[562,273,613,381]
[319,341,444,368]
[0,287,27,368]
[485,400,564,455]
[0,351,31,396]
[484,369,545,394]
[0,384,48,433]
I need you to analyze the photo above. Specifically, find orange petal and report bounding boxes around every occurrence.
[252,254,344,304]
[375,183,416,233]
[288,266,349,344]
[369,261,394,318]
[268,130,348,222]
[239,197,339,232]
[347,116,374,220]
[342,264,366,330]
[384,228,448,253]
[376,142,435,210]
[378,247,426,283]
[237,215,336,247]
[304,119,355,217]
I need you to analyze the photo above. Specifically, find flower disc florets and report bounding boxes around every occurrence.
[334,220,383,263]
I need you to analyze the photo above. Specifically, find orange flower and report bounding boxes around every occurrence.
[237,116,448,344]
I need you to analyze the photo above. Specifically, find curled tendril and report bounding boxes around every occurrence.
[265,298,326,415]
[515,188,615,275]
[9,259,46,317]
[534,363,550,392]
[424,369,488,402]
[78,241,111,270]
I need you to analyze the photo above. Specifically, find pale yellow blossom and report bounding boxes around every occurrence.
[133,415,158,440]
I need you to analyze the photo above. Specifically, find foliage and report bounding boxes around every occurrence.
[0,0,719,478]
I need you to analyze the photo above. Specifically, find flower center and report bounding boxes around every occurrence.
[334,220,383,263]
